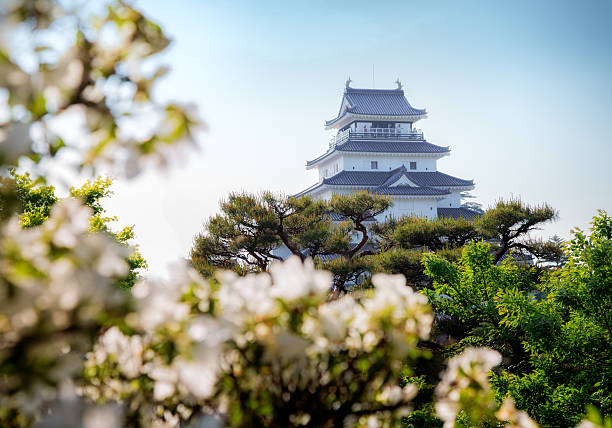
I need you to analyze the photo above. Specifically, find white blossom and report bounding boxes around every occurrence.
[0,122,32,163]
[97,327,143,378]
[269,256,332,301]
[435,347,502,428]
[81,257,437,426]
[496,397,539,428]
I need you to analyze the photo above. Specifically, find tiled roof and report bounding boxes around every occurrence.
[322,167,473,188]
[336,139,449,154]
[306,139,449,167]
[323,170,391,186]
[437,207,482,220]
[344,88,426,116]
[405,171,474,187]
[326,87,426,125]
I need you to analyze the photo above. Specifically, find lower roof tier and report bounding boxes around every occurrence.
[322,167,473,187]
[294,167,474,199]
[294,183,450,199]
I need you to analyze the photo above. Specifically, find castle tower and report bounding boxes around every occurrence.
[296,80,477,220]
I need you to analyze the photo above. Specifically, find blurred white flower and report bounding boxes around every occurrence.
[435,347,502,428]
[217,270,277,321]
[131,277,190,333]
[269,256,332,301]
[81,256,435,426]
[98,327,143,378]
[0,122,32,163]
[377,385,403,405]
[496,397,539,428]
[577,421,601,428]
[175,357,218,400]
[82,404,124,428]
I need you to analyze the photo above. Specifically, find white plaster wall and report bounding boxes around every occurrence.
[314,188,354,201]
[341,154,437,172]
[438,191,462,208]
[384,198,437,220]
[317,156,344,181]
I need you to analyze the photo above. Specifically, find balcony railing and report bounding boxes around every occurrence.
[330,128,424,148]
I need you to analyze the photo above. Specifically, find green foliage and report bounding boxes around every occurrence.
[401,405,443,428]
[70,177,113,216]
[377,215,480,251]
[372,246,464,289]
[478,198,558,263]
[2,170,146,288]
[424,211,612,427]
[192,194,564,299]
[498,210,612,426]
[9,169,57,228]
[328,190,391,224]
[191,190,391,293]
[423,242,538,362]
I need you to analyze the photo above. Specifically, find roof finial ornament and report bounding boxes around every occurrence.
[345,77,352,89]
[395,78,402,90]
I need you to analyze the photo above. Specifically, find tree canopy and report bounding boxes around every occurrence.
[422,210,612,427]
[191,190,392,292]
[192,195,563,295]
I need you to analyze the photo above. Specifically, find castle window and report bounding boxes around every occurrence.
[371,161,378,170]
[410,161,417,170]
[371,122,393,129]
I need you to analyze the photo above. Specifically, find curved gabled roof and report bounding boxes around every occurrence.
[326,87,427,126]
[404,171,474,187]
[321,166,473,188]
[323,170,391,186]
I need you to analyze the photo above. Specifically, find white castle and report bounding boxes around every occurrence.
[296,79,477,220]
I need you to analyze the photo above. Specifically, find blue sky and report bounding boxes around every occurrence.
[103,0,612,276]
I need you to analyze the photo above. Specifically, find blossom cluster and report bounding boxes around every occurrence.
[0,206,606,427]
[81,257,433,427]
[0,0,200,176]
[435,347,538,428]
[0,199,130,422]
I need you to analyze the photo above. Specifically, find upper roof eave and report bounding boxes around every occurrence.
[324,85,428,129]
[324,112,427,130]
[306,140,450,168]
[306,149,339,168]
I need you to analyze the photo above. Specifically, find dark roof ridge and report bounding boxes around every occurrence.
[406,171,474,186]
[379,166,412,187]
[345,87,404,95]
[334,139,451,155]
